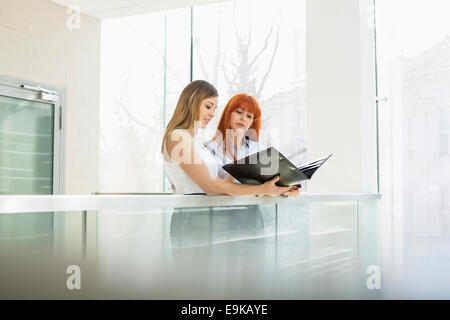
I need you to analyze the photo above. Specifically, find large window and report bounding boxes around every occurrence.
[375,0,450,238]
[100,0,306,192]
[100,10,191,193]
[100,13,165,192]
[193,0,306,165]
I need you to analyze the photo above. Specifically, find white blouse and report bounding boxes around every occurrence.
[163,129,218,195]
[204,138,266,180]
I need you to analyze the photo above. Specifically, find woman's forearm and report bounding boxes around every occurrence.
[224,173,237,183]
[204,179,262,196]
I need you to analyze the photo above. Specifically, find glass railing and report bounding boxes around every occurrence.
[0,193,380,299]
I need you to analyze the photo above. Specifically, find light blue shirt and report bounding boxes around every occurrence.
[204,138,266,180]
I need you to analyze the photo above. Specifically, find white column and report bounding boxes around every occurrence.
[305,0,377,193]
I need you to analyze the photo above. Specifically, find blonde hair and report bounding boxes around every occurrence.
[161,80,218,153]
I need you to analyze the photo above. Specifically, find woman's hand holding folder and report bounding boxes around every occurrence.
[281,184,301,198]
[259,176,300,197]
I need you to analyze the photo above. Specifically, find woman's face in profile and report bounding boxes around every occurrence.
[230,107,254,133]
[198,96,218,129]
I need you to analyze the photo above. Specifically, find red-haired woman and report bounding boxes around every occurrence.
[205,93,266,180]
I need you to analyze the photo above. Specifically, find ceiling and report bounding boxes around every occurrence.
[50,0,224,19]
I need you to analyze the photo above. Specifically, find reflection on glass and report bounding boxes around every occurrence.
[0,211,54,299]
[170,205,265,248]
[0,212,53,250]
[275,202,367,299]
[0,95,53,195]
[169,205,271,297]
[91,201,379,299]
[0,95,55,297]
[0,199,381,299]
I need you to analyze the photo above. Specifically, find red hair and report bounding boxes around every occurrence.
[213,93,261,150]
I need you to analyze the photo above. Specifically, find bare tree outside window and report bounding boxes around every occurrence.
[194,0,307,166]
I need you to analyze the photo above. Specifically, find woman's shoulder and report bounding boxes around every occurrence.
[168,128,193,141]
[165,128,194,157]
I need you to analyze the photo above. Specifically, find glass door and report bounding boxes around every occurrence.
[0,77,64,258]
[0,78,63,195]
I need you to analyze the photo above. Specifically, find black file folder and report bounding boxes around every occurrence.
[222,147,332,187]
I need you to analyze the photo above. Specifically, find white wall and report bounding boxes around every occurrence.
[0,0,101,194]
[305,0,377,193]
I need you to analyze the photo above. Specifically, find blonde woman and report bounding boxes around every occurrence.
[161,80,299,197]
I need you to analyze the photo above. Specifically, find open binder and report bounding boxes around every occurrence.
[222,147,332,187]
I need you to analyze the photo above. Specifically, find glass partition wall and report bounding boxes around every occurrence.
[0,79,64,281]
[99,0,307,193]
[0,198,380,299]
[0,81,62,195]
[375,0,450,298]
